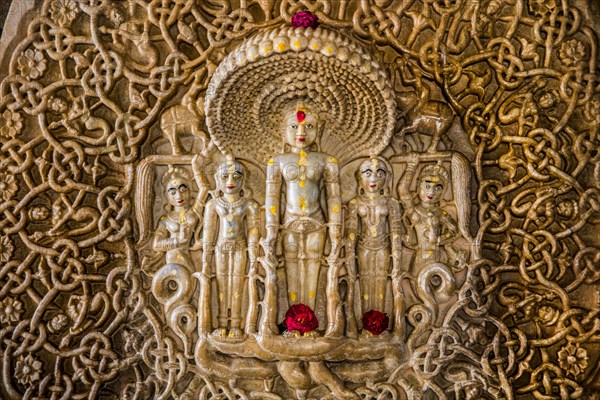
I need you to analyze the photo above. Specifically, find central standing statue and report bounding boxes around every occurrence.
[264,103,342,316]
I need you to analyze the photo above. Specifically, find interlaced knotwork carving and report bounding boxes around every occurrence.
[0,0,599,399]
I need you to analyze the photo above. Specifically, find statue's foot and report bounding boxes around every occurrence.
[360,330,374,339]
[283,330,302,338]
[212,328,228,337]
[303,330,320,338]
[228,328,243,339]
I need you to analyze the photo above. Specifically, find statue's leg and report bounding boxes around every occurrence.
[374,247,390,313]
[304,229,326,311]
[214,247,228,334]
[229,246,246,336]
[282,231,300,306]
[357,245,372,314]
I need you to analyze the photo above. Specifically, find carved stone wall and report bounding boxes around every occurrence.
[0,1,599,399]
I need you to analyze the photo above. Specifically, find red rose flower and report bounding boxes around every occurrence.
[362,310,389,335]
[285,304,318,334]
[291,11,320,29]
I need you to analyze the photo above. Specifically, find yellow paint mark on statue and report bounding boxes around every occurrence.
[298,152,307,167]
[299,196,307,211]
[179,211,186,224]
[370,226,377,236]
[363,294,369,300]
[277,41,287,52]
[309,291,315,299]
[327,156,338,164]
[349,232,355,241]
[299,180,305,188]
[332,204,340,213]
[227,215,233,222]
[290,292,297,302]
[268,158,275,166]
[219,292,224,301]
[270,206,277,216]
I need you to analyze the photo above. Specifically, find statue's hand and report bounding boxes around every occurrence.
[264,227,278,249]
[177,225,190,245]
[406,152,420,168]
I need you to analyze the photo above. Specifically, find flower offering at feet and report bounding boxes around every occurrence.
[285,303,319,334]
[362,310,389,335]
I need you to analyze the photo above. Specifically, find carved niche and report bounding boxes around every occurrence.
[0,1,599,400]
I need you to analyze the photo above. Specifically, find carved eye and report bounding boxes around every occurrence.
[305,124,313,129]
[290,124,298,129]
[363,171,372,177]
[376,171,385,178]
[435,184,443,191]
[220,174,228,181]
[179,184,188,193]
[233,173,242,180]
[168,188,177,196]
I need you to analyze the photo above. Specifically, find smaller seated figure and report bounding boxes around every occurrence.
[397,156,467,275]
[346,157,402,320]
[153,166,205,272]
[202,156,260,339]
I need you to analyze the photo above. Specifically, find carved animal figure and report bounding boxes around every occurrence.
[395,91,455,153]
[160,69,211,155]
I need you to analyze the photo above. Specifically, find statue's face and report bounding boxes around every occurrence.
[557,200,574,219]
[217,162,244,195]
[418,174,444,205]
[166,178,190,209]
[30,206,49,221]
[359,158,387,194]
[284,109,318,150]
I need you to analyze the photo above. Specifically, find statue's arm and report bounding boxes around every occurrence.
[202,200,218,273]
[345,199,358,249]
[152,219,177,251]
[192,154,210,217]
[389,198,403,266]
[397,160,418,210]
[247,201,260,262]
[439,210,460,245]
[265,158,282,244]
[324,157,342,249]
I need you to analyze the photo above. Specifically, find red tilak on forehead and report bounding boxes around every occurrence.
[296,110,306,123]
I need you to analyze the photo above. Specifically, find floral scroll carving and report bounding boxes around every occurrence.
[0,0,599,399]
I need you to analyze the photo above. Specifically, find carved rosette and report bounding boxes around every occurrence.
[205,25,396,164]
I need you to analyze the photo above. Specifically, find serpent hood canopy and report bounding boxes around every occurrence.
[205,25,396,166]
